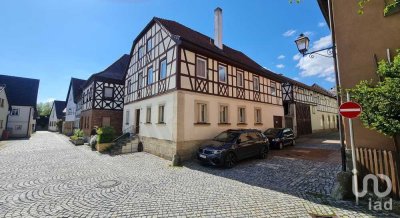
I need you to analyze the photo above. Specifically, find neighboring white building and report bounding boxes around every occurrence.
[0,85,10,138]
[0,75,39,138]
[63,78,86,135]
[123,11,286,161]
[48,100,66,132]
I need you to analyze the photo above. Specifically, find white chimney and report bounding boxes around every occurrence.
[214,7,223,50]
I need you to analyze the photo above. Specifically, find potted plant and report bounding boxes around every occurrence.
[70,129,85,145]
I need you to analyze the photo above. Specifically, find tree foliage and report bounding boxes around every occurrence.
[350,50,400,137]
[37,102,52,116]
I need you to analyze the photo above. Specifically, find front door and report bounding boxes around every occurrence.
[135,109,140,134]
[273,116,283,128]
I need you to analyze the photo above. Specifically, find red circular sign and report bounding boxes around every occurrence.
[339,102,362,119]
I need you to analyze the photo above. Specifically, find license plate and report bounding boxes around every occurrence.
[199,154,206,159]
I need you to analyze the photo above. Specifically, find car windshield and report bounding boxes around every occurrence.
[213,131,240,142]
[264,128,281,136]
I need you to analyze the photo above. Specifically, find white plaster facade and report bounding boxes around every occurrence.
[0,89,9,138]
[7,106,35,138]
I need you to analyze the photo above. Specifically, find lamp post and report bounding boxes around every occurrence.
[294,33,347,172]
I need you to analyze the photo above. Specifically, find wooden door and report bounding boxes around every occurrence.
[295,103,312,136]
[135,109,140,134]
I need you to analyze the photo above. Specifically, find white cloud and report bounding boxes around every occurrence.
[318,22,326,27]
[283,29,296,37]
[294,34,335,83]
[277,55,285,59]
[276,64,285,69]
[304,31,313,36]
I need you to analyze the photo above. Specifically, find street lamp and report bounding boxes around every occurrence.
[294,33,346,172]
[294,33,334,58]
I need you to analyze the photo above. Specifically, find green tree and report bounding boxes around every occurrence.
[350,50,400,152]
[37,102,52,116]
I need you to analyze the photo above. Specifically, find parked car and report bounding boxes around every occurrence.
[197,129,269,168]
[263,128,295,150]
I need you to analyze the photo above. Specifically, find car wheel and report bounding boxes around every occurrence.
[291,140,296,146]
[279,142,284,150]
[259,147,268,159]
[224,152,236,168]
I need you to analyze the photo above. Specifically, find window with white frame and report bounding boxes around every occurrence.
[125,110,130,125]
[253,76,260,91]
[159,59,167,80]
[138,46,144,60]
[255,108,262,124]
[218,65,227,83]
[270,82,276,96]
[196,58,207,78]
[146,107,151,123]
[197,103,208,123]
[147,67,153,85]
[238,107,246,123]
[237,71,244,87]
[146,38,152,52]
[127,79,132,94]
[219,105,228,124]
[11,109,19,116]
[158,105,165,123]
[104,87,113,98]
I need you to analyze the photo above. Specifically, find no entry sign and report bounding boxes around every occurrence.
[339,102,362,119]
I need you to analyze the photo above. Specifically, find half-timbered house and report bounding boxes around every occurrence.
[282,77,337,136]
[123,8,285,160]
[0,85,10,138]
[63,78,86,135]
[80,55,130,137]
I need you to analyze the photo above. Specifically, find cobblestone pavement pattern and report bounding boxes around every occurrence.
[0,132,396,217]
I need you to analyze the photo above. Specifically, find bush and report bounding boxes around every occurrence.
[96,126,116,143]
[56,121,63,133]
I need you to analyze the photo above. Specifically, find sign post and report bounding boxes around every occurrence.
[339,92,362,205]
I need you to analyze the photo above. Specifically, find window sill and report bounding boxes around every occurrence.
[254,123,263,126]
[144,122,152,124]
[237,123,248,126]
[218,123,231,126]
[156,122,166,125]
[194,122,211,126]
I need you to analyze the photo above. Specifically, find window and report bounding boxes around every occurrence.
[219,105,228,124]
[146,107,151,123]
[312,106,316,114]
[196,58,207,78]
[138,72,143,89]
[102,117,111,127]
[11,109,19,116]
[138,46,144,60]
[159,59,167,80]
[104,87,114,98]
[127,79,132,94]
[68,108,72,115]
[253,76,260,91]
[247,132,261,140]
[197,103,208,123]
[218,65,227,83]
[255,108,262,124]
[146,38,152,52]
[270,82,276,96]
[238,107,246,123]
[158,105,165,123]
[0,99,4,107]
[237,71,244,87]
[125,110,130,125]
[147,67,153,85]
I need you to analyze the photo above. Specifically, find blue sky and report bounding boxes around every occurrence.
[0,0,333,103]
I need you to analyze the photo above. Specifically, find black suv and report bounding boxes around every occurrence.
[197,129,269,168]
[264,128,295,149]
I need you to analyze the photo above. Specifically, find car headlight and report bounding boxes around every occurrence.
[212,150,223,154]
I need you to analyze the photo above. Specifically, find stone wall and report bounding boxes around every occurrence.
[80,109,123,136]
[139,136,177,161]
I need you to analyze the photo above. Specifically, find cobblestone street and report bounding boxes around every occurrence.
[0,131,396,217]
